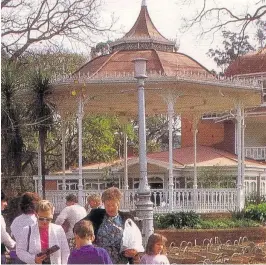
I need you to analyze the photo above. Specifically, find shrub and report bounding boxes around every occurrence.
[196,218,260,229]
[244,203,266,222]
[230,208,246,220]
[154,211,200,229]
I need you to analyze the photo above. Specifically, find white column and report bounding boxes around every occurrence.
[192,115,199,210]
[78,96,84,205]
[62,120,66,190]
[138,79,149,193]
[133,58,153,246]
[193,116,199,189]
[241,109,245,190]
[236,104,245,210]
[167,100,174,211]
[123,130,129,190]
[136,77,154,245]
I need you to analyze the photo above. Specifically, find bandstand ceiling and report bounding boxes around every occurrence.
[50,75,261,119]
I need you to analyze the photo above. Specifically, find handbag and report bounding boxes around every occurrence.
[10,226,31,264]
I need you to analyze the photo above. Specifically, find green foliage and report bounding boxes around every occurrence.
[82,115,124,163]
[195,218,260,229]
[20,49,87,76]
[207,30,255,73]
[133,115,181,154]
[244,203,266,222]
[154,211,200,229]
[230,208,246,220]
[155,210,261,230]
[1,62,24,177]
[256,19,266,48]
[197,166,235,188]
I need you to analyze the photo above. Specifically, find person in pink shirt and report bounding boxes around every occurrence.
[16,200,70,264]
[140,233,170,264]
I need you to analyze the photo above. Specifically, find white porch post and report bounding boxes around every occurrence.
[193,116,199,189]
[38,143,42,196]
[167,100,174,211]
[62,120,66,190]
[123,130,129,190]
[78,95,84,205]
[192,115,199,209]
[133,58,153,246]
[236,104,245,210]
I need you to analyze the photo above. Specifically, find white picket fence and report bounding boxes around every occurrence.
[46,188,237,214]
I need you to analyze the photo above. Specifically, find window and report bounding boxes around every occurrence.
[57,180,78,190]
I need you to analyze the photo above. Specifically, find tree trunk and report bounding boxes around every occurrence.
[39,128,46,199]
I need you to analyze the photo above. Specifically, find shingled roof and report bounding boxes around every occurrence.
[76,1,210,77]
[225,47,266,76]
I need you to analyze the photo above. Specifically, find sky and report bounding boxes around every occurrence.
[93,0,261,71]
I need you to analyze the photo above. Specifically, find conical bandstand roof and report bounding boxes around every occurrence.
[51,1,262,118]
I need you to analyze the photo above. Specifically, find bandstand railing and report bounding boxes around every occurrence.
[46,188,237,214]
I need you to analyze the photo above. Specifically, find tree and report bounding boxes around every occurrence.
[181,0,266,38]
[198,166,235,188]
[132,115,181,154]
[207,30,255,73]
[90,41,112,59]
[27,70,55,198]
[1,63,24,178]
[1,0,112,61]
[256,19,266,48]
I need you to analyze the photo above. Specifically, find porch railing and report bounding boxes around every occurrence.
[46,188,237,214]
[245,146,266,160]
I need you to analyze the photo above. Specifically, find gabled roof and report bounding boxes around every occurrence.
[53,146,266,176]
[146,145,266,167]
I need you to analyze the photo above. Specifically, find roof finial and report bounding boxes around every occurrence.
[141,0,147,7]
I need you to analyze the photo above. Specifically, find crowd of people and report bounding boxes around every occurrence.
[1,187,170,264]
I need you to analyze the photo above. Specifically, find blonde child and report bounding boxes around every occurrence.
[140,233,169,264]
[85,193,103,213]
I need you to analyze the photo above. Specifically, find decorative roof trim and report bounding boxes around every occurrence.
[51,72,262,91]
[111,0,173,51]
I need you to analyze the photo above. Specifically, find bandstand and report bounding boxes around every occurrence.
[38,0,263,241]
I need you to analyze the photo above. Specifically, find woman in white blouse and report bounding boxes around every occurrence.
[16,200,70,264]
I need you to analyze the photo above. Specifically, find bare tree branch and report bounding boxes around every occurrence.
[1,0,112,61]
[182,0,266,38]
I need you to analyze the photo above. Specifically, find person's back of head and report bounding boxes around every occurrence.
[73,220,96,249]
[20,192,41,214]
[73,220,94,239]
[145,233,167,255]
[66,194,78,206]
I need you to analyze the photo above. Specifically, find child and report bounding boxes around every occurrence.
[85,193,103,213]
[67,220,112,264]
[140,233,170,264]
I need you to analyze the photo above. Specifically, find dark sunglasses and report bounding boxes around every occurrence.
[38,217,53,222]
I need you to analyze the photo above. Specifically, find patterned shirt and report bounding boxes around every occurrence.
[96,215,127,264]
